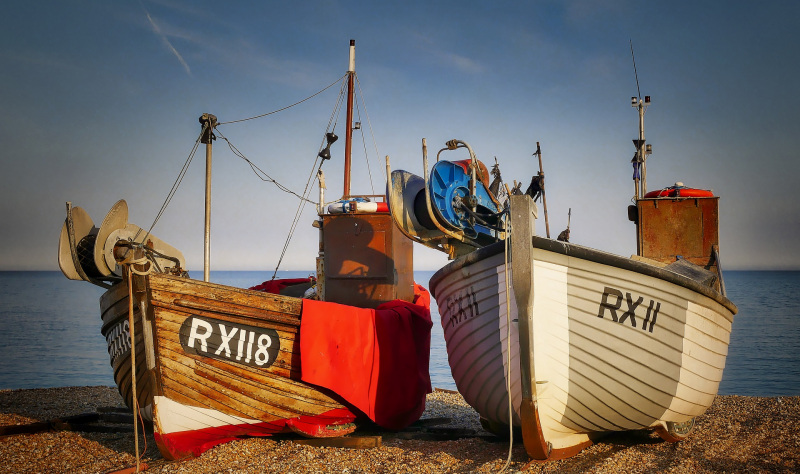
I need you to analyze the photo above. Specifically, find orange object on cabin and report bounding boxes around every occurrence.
[632,184,720,288]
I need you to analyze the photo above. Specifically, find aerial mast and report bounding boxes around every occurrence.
[629,41,652,199]
[342,39,355,198]
[199,113,217,282]
[631,95,652,199]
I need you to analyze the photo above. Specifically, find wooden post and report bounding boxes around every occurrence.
[510,194,550,460]
[343,40,355,198]
[126,266,140,472]
[534,142,550,238]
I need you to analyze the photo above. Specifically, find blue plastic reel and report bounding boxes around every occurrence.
[428,160,499,237]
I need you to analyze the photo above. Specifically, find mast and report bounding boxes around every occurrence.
[639,95,648,195]
[631,95,650,199]
[199,113,217,282]
[534,142,550,238]
[342,39,355,198]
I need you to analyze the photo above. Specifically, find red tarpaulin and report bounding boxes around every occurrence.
[249,278,313,294]
[299,284,432,430]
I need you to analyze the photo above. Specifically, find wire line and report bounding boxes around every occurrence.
[217,74,347,125]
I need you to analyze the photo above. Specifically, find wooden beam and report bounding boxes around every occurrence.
[288,435,381,449]
[510,195,550,460]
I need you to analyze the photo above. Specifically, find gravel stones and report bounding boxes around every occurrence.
[1,387,798,473]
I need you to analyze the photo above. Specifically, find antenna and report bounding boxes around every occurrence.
[630,39,641,101]
[628,40,651,198]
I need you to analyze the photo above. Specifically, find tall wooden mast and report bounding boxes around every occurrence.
[199,113,217,282]
[342,39,355,198]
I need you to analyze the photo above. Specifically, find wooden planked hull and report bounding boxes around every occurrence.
[100,280,157,421]
[100,273,358,460]
[430,237,736,459]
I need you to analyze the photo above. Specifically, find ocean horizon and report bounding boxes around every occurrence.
[0,270,798,396]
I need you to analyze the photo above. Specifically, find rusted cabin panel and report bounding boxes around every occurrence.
[636,196,719,273]
[323,212,414,308]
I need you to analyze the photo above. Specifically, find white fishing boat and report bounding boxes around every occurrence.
[387,96,737,460]
[58,40,432,461]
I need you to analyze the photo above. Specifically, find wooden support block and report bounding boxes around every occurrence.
[288,435,382,449]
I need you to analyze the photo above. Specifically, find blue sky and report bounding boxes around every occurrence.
[1,0,798,272]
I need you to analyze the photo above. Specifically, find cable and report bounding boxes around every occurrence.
[271,76,350,278]
[217,74,347,125]
[355,74,386,184]
[499,211,514,473]
[354,92,375,195]
[130,126,204,255]
[214,128,318,205]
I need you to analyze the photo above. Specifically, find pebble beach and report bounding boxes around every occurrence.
[0,386,798,473]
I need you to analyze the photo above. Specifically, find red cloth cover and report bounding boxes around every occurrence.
[299,284,433,430]
[249,278,312,294]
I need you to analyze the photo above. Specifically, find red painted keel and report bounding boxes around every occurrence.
[153,408,357,460]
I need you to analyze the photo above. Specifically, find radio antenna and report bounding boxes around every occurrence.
[630,39,641,100]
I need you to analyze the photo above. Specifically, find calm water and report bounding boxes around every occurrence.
[0,270,797,396]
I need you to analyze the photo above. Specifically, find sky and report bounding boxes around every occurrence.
[1,0,798,273]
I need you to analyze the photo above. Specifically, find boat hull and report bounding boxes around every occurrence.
[430,237,736,458]
[151,396,356,460]
[100,273,358,460]
[100,281,157,421]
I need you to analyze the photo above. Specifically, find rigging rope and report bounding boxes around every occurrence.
[125,265,141,473]
[137,73,347,260]
[500,197,514,473]
[354,96,375,196]
[216,74,347,125]
[270,75,350,279]
[128,125,204,256]
[355,74,386,188]
[214,128,318,205]
[351,76,375,195]
[148,127,203,235]
[136,71,386,278]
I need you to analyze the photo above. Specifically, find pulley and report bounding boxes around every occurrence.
[427,160,500,238]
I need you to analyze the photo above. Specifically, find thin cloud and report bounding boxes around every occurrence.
[435,50,483,74]
[144,9,192,77]
[412,32,484,74]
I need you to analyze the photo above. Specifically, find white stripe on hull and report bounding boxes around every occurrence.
[153,395,260,434]
[433,246,733,450]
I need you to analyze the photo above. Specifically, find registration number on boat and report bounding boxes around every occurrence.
[597,286,661,333]
[179,315,280,369]
[445,287,479,328]
[106,319,130,367]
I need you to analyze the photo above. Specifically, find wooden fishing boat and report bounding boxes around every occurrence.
[387,97,737,460]
[58,40,432,461]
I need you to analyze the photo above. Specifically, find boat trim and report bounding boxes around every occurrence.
[430,236,737,317]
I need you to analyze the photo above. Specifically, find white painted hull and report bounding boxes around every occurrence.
[431,238,736,455]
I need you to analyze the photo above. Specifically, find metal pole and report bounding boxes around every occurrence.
[316,169,326,301]
[535,142,550,238]
[204,141,212,282]
[639,99,647,196]
[200,113,217,282]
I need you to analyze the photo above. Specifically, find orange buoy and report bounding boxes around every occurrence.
[644,182,714,198]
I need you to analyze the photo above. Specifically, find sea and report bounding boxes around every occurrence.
[0,270,798,396]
